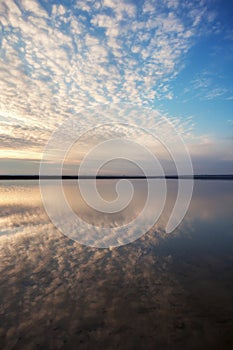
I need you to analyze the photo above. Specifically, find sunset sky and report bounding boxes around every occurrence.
[0,0,232,174]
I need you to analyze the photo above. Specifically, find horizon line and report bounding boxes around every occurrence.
[1,174,233,180]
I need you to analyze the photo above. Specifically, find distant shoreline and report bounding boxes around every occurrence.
[1,175,233,180]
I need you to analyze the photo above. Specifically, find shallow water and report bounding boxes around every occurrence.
[0,180,233,349]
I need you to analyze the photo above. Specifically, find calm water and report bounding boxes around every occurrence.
[0,180,233,350]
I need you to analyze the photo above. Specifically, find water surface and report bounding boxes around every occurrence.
[0,180,233,349]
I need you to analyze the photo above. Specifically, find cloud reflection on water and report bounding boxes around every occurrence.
[0,180,233,349]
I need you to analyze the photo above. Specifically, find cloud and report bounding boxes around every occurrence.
[0,0,228,168]
[185,70,232,101]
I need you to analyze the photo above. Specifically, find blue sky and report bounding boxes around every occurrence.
[0,0,232,174]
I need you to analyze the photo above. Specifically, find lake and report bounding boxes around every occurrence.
[0,180,233,349]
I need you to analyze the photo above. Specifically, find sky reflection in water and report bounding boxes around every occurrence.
[0,180,233,350]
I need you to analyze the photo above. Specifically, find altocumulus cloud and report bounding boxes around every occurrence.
[0,0,229,170]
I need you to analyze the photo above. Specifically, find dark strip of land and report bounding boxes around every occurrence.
[0,175,233,180]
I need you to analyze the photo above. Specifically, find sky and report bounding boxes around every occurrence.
[0,0,233,175]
